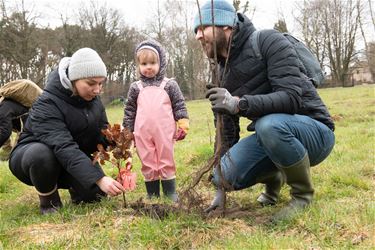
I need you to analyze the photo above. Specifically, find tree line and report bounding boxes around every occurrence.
[0,0,374,105]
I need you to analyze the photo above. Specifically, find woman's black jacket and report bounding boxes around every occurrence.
[15,70,109,189]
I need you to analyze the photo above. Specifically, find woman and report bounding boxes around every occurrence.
[9,48,125,215]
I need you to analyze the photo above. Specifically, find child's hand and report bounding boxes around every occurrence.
[123,127,136,147]
[175,118,189,141]
[132,133,136,148]
[123,127,134,141]
[175,128,187,141]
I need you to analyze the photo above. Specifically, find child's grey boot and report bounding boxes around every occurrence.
[145,180,160,199]
[161,179,178,202]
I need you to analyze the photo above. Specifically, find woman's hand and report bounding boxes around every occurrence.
[96,176,125,196]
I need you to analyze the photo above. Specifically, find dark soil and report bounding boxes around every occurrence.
[129,198,179,220]
[127,189,269,224]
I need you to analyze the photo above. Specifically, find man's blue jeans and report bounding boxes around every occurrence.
[212,114,335,190]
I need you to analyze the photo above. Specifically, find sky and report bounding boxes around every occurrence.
[4,0,374,49]
[6,0,298,32]
[113,0,297,31]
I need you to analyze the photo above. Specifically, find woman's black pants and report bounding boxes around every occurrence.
[9,142,105,202]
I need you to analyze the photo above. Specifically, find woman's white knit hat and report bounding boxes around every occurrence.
[68,48,107,81]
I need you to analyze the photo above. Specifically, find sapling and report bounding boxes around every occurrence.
[93,124,136,208]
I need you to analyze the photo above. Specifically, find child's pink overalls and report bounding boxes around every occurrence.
[134,78,176,181]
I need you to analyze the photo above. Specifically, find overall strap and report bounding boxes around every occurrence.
[136,81,143,90]
[159,77,170,89]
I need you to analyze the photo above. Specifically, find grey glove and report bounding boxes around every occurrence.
[204,189,226,213]
[206,87,239,114]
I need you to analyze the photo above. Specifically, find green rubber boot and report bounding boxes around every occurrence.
[271,154,314,223]
[256,170,285,206]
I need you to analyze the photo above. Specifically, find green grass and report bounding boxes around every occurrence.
[1,85,374,249]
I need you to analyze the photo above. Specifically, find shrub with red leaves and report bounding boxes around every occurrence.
[93,124,136,191]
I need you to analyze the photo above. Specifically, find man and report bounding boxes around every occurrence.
[194,0,335,222]
[0,80,42,160]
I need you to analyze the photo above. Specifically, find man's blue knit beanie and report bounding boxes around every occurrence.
[193,0,237,33]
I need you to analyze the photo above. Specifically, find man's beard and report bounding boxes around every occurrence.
[203,29,228,60]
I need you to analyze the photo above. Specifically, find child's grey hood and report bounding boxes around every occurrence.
[135,39,167,84]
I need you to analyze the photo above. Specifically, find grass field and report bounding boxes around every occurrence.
[0,85,374,249]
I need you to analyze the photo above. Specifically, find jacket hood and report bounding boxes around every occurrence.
[228,13,256,61]
[44,67,96,107]
[135,39,167,84]
[58,57,74,91]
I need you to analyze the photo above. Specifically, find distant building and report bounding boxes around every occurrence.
[351,61,374,84]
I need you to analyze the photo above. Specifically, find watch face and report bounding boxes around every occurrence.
[239,99,248,111]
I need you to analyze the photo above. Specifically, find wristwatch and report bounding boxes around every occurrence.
[238,97,249,112]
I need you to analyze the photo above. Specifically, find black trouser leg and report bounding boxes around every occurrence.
[9,142,105,203]
[9,143,60,193]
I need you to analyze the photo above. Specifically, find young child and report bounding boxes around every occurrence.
[123,39,189,202]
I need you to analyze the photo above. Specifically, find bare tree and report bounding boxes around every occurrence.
[76,0,143,104]
[142,0,209,100]
[296,0,363,86]
[78,1,125,81]
[171,0,209,99]
[324,0,362,85]
[358,0,375,81]
[233,0,254,16]
[274,19,288,32]
[144,0,169,43]
[369,0,375,32]
[0,0,42,84]
[295,0,328,71]
[57,18,87,57]
[367,42,375,79]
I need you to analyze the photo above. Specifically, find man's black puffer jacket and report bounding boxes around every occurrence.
[15,69,109,189]
[218,13,334,151]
